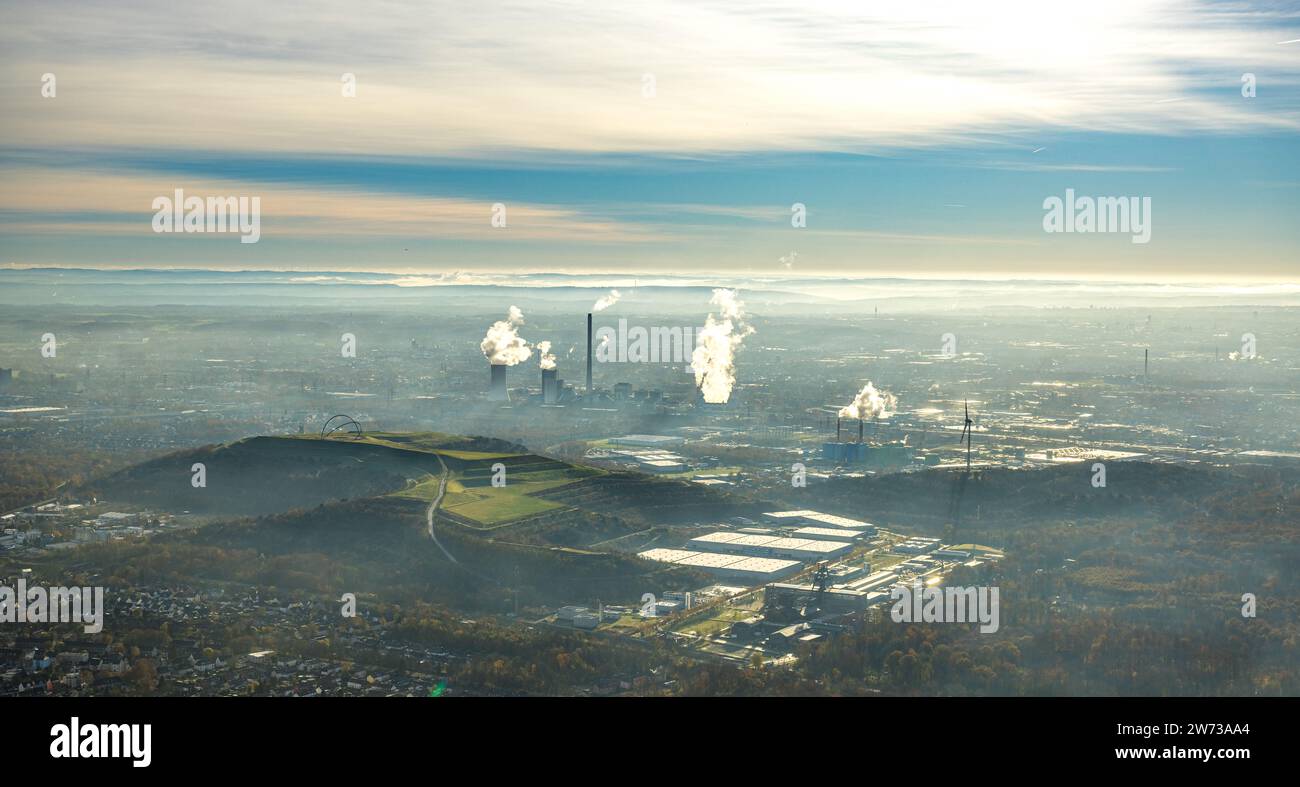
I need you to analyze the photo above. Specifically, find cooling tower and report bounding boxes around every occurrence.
[542,367,558,404]
[489,363,508,401]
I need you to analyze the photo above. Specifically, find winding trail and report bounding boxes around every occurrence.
[425,453,459,564]
[420,451,653,589]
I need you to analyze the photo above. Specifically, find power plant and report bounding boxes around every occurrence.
[477,302,748,410]
[480,311,588,405]
[824,417,868,462]
[822,415,909,466]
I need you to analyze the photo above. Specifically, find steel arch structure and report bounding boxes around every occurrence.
[320,414,363,440]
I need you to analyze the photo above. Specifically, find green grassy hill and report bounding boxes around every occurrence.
[61,431,710,612]
[84,431,602,527]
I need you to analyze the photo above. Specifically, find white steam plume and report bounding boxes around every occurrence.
[838,381,897,421]
[480,305,532,366]
[537,340,557,370]
[592,289,621,312]
[691,288,755,404]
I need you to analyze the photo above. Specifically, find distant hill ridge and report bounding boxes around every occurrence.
[81,432,538,517]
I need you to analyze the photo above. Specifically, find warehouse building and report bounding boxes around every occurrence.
[636,458,688,473]
[689,531,854,561]
[555,605,601,629]
[790,526,866,542]
[840,569,901,593]
[895,537,941,554]
[610,434,684,448]
[637,548,801,582]
[934,548,973,560]
[760,510,878,534]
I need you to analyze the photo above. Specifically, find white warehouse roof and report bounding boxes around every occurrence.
[793,526,865,540]
[762,510,877,530]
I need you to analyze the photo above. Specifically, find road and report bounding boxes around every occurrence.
[425,453,458,564]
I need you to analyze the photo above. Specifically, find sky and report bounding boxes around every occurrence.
[1,0,1298,281]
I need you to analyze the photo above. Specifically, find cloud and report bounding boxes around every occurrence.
[971,162,1178,173]
[0,167,655,242]
[3,1,1298,158]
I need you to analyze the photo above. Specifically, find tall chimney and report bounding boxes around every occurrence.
[1144,348,1149,380]
[858,418,864,443]
[836,417,841,442]
[586,313,594,395]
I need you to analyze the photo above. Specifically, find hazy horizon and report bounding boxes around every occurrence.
[4,263,1300,286]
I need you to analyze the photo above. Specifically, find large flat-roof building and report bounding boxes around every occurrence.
[761,510,878,534]
[610,434,684,448]
[842,569,900,593]
[637,548,801,582]
[636,458,687,473]
[688,531,854,561]
[791,526,866,542]
[895,537,941,554]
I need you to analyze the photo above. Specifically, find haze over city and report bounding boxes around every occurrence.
[0,4,1296,766]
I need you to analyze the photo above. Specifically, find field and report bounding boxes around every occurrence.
[441,485,565,525]
[386,445,605,527]
[672,606,756,637]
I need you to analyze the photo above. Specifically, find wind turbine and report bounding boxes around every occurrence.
[947,400,975,544]
[960,399,973,473]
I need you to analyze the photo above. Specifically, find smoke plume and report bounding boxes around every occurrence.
[480,306,532,366]
[691,288,755,404]
[592,289,621,312]
[537,340,557,371]
[838,381,897,420]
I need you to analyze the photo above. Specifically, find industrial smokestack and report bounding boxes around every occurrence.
[858,418,864,444]
[1144,348,1149,379]
[489,363,508,401]
[836,417,841,442]
[586,313,593,395]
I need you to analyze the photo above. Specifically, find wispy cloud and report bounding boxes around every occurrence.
[0,167,657,242]
[2,1,1297,280]
[3,0,1298,157]
[971,161,1178,173]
